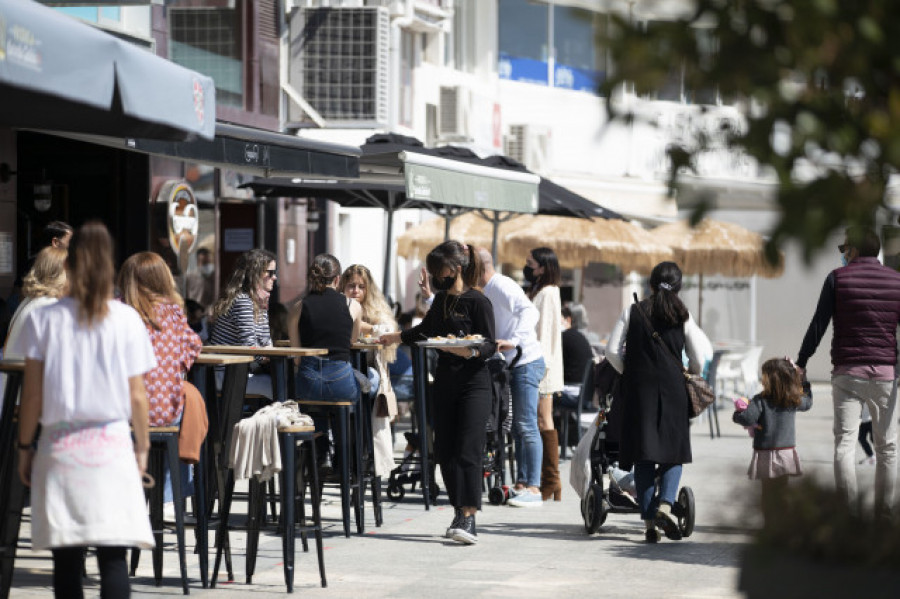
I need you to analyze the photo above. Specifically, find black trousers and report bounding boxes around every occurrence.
[52,546,130,599]
[432,365,492,509]
[858,420,874,457]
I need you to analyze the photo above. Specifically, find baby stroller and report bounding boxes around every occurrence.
[386,431,440,503]
[581,361,696,536]
[485,347,521,506]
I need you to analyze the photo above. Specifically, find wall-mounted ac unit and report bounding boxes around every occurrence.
[504,124,551,174]
[288,7,390,127]
[438,85,471,140]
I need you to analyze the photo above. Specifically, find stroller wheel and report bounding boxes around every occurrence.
[488,486,505,506]
[584,483,607,534]
[387,482,405,502]
[676,486,696,537]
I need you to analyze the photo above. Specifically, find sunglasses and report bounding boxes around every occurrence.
[265,269,277,277]
[838,244,848,253]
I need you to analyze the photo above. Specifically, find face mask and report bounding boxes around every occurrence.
[523,265,536,283]
[840,253,849,267]
[200,264,214,276]
[431,273,456,292]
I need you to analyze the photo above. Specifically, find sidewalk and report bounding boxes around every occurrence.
[10,383,853,598]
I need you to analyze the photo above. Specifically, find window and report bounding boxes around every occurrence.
[498,0,606,93]
[170,6,244,108]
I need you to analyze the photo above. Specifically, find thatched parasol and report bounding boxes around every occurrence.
[397,213,673,274]
[501,215,674,274]
[396,212,497,262]
[652,218,783,278]
[652,218,784,330]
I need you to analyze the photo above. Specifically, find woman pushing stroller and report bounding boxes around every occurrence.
[606,262,712,543]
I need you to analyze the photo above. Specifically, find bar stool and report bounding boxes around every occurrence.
[211,426,326,592]
[296,399,364,537]
[130,426,207,594]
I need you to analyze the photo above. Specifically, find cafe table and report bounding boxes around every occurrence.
[0,359,24,599]
[200,345,327,402]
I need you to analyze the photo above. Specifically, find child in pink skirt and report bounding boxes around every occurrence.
[733,357,812,523]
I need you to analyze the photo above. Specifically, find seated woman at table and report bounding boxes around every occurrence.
[2,246,67,396]
[288,253,363,464]
[380,240,497,545]
[209,248,277,398]
[119,252,203,514]
[340,263,399,477]
[18,221,155,597]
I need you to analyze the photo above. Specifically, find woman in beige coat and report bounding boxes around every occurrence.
[524,247,564,500]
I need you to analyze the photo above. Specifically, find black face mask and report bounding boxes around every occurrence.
[432,273,457,292]
[522,265,536,284]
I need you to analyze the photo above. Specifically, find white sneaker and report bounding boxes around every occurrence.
[508,490,543,508]
[163,502,176,523]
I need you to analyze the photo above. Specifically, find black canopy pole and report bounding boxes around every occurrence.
[491,211,501,261]
[383,191,396,302]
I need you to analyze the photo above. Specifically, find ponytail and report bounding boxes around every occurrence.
[462,244,483,290]
[649,261,689,326]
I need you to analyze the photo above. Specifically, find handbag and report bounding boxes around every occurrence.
[631,293,715,418]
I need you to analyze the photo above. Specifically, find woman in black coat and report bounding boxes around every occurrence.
[605,262,712,543]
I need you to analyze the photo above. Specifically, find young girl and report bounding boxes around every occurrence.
[733,357,813,521]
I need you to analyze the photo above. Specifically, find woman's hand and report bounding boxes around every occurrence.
[379,331,402,346]
[18,448,34,488]
[496,339,515,352]
[417,266,433,300]
[135,446,150,477]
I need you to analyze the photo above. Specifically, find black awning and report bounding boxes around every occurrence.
[0,0,216,141]
[51,123,360,179]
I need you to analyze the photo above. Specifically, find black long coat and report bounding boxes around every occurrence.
[619,300,692,466]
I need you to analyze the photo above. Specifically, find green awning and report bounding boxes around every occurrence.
[401,151,538,212]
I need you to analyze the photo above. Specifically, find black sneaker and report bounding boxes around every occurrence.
[451,514,478,545]
[445,508,463,538]
[645,528,661,543]
[654,509,683,541]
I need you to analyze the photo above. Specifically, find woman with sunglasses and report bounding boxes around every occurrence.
[209,248,277,398]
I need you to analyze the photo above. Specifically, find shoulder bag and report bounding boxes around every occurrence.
[631,293,715,418]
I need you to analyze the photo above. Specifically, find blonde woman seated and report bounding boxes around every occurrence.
[2,247,67,396]
[340,264,399,478]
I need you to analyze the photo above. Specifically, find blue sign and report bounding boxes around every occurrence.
[500,52,603,94]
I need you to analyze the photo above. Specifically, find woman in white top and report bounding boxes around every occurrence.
[524,247,565,501]
[18,222,156,597]
[1,246,67,398]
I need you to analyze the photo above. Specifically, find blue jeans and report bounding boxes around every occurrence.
[633,462,682,520]
[510,357,545,487]
[297,357,361,460]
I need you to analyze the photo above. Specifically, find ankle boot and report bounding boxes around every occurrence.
[540,429,562,501]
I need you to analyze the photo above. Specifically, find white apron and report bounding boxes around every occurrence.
[31,420,154,550]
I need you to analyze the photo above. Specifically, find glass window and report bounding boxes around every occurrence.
[170,6,244,108]
[553,6,605,92]
[498,0,550,86]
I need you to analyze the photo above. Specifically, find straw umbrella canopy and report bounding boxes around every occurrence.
[501,215,674,274]
[652,218,784,331]
[652,219,783,278]
[396,212,497,262]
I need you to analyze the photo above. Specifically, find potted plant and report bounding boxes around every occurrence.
[740,477,900,599]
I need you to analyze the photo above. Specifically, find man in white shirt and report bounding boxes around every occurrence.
[476,248,546,507]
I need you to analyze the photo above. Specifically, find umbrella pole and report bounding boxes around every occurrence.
[698,273,704,328]
[383,199,395,301]
[491,212,500,261]
[444,214,451,240]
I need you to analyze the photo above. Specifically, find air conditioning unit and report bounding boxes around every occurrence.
[504,124,551,174]
[288,7,390,127]
[438,85,471,140]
